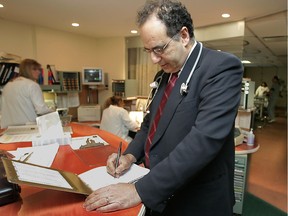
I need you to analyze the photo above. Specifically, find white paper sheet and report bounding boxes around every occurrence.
[4,125,39,135]
[0,125,72,144]
[12,160,72,189]
[0,133,37,143]
[9,143,59,167]
[36,111,64,138]
[78,164,150,191]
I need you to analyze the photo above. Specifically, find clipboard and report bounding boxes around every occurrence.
[1,157,93,195]
[73,145,117,166]
[1,156,149,196]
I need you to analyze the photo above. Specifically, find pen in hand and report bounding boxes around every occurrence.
[114,142,122,177]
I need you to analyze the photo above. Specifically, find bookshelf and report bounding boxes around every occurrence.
[0,62,19,86]
[57,71,81,92]
[41,71,82,93]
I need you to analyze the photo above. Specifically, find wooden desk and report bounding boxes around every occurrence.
[0,123,142,216]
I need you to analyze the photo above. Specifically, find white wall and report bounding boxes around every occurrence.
[0,19,36,58]
[0,19,126,106]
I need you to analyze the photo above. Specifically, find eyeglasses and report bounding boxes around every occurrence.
[144,33,179,56]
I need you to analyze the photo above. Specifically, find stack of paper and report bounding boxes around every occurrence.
[0,125,39,143]
[0,124,72,144]
[33,112,71,146]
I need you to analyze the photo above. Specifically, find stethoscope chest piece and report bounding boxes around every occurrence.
[180,83,188,95]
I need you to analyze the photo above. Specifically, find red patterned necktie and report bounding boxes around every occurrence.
[145,72,179,168]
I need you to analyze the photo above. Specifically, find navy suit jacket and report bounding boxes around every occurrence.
[124,42,243,216]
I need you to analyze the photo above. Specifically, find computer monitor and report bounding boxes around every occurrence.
[82,67,104,85]
[129,111,144,128]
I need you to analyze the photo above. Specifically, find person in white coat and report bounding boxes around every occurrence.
[100,96,139,143]
[1,59,52,128]
[255,81,269,98]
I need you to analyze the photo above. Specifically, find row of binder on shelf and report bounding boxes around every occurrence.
[0,62,19,85]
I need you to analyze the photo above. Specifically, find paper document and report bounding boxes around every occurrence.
[9,143,59,167]
[36,111,64,138]
[4,125,39,135]
[129,111,144,128]
[0,125,72,144]
[0,125,39,143]
[33,112,71,146]
[2,158,149,195]
[138,205,146,216]
[0,134,35,143]
[71,135,108,150]
[13,160,72,189]
[78,164,150,191]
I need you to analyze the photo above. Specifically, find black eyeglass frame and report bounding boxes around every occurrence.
[143,32,180,56]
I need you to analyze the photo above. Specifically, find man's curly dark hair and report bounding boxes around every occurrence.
[137,0,194,39]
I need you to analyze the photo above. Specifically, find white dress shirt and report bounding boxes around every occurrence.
[1,77,52,128]
[100,105,138,143]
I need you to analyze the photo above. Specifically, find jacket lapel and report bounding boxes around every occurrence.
[150,42,202,147]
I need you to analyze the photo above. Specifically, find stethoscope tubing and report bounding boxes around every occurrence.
[145,41,203,112]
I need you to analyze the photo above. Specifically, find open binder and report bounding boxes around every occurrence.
[1,157,149,195]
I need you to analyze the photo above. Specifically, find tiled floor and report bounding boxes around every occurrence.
[247,114,287,213]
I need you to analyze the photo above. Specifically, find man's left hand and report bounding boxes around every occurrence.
[83,183,141,212]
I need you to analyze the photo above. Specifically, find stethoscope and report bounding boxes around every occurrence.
[145,42,203,112]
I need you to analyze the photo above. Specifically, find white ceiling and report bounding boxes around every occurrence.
[0,0,287,67]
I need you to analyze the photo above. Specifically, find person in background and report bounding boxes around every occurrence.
[255,81,269,98]
[84,0,243,215]
[267,76,280,123]
[1,59,53,128]
[100,96,139,143]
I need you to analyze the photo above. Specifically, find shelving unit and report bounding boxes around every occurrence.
[0,62,19,86]
[58,71,81,92]
[112,79,138,98]
[41,71,82,93]
[233,154,248,215]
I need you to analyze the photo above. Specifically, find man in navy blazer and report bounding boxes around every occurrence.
[84,0,243,215]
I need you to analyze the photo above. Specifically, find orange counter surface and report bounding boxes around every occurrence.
[0,123,143,216]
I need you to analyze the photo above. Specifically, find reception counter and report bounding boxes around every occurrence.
[0,122,260,216]
[0,123,143,216]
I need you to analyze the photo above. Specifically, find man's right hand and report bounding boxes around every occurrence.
[106,153,136,178]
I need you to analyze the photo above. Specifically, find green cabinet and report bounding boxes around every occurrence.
[233,154,248,215]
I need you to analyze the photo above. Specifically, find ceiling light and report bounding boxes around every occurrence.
[0,4,4,8]
[72,23,79,27]
[241,60,251,64]
[222,13,230,18]
[131,30,138,34]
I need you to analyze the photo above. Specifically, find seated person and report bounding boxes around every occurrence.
[100,96,139,143]
[1,59,53,128]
